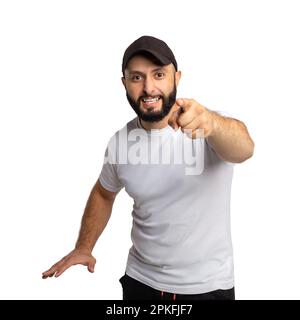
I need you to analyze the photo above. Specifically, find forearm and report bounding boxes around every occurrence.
[75,185,114,254]
[207,112,254,163]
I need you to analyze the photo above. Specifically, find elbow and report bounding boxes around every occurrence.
[235,139,255,163]
[245,138,255,161]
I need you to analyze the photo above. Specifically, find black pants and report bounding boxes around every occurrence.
[119,273,235,300]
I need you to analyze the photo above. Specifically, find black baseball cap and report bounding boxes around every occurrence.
[122,36,178,74]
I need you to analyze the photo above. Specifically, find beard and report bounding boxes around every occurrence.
[126,83,177,122]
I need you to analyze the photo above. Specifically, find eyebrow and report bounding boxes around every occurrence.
[128,67,168,76]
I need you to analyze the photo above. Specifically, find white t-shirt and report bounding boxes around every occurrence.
[99,117,234,294]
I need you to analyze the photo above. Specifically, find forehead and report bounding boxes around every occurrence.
[125,55,173,73]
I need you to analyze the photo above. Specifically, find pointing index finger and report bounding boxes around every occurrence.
[176,98,193,112]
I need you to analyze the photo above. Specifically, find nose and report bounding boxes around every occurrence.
[143,77,156,96]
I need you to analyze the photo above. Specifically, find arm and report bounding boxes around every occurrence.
[75,179,117,253]
[168,98,254,163]
[207,112,254,163]
[42,180,118,278]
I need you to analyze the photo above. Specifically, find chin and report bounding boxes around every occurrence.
[142,108,161,115]
[140,104,162,113]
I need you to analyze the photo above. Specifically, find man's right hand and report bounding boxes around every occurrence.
[42,249,96,279]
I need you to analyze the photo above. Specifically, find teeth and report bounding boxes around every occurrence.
[142,97,160,102]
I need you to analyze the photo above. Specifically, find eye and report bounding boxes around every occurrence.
[131,75,143,81]
[155,72,165,79]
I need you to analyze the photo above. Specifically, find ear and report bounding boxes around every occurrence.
[175,71,182,86]
[121,76,126,88]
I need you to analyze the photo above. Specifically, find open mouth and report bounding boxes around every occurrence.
[141,96,161,108]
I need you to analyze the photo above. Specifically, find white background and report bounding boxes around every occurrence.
[1,0,299,300]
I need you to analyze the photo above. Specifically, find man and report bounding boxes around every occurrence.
[42,36,254,300]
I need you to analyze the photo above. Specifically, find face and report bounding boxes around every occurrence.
[122,55,181,122]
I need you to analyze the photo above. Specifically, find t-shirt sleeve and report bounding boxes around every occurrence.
[98,139,124,193]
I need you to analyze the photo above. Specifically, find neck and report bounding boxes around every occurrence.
[139,118,169,130]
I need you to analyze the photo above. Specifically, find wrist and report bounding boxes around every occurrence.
[208,110,219,138]
[75,244,93,255]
